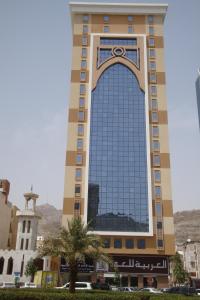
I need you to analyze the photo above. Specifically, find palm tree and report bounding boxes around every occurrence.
[38,217,112,293]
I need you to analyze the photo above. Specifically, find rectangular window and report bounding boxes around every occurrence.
[80,84,86,95]
[157,221,163,229]
[22,220,26,233]
[151,85,157,96]
[149,61,156,70]
[79,97,85,108]
[78,111,85,122]
[104,239,110,248]
[128,15,133,22]
[154,170,161,182]
[74,202,80,210]
[128,25,134,33]
[76,154,83,165]
[27,220,31,233]
[148,15,154,24]
[152,111,158,123]
[157,239,164,248]
[78,124,84,136]
[155,202,162,215]
[152,126,159,137]
[83,25,88,34]
[80,72,86,81]
[153,155,160,166]
[81,60,87,69]
[75,169,82,181]
[81,48,87,58]
[155,186,161,198]
[151,99,158,110]
[75,184,81,196]
[25,239,29,250]
[82,36,88,46]
[20,238,24,250]
[125,239,134,249]
[150,72,157,83]
[77,139,83,150]
[149,26,154,35]
[149,38,155,47]
[137,239,146,249]
[82,15,89,23]
[152,140,160,151]
[149,48,156,58]
[104,26,109,33]
[103,15,109,22]
[114,239,122,248]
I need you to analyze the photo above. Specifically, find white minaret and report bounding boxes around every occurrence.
[16,190,41,251]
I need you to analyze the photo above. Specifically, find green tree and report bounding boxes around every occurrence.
[38,217,112,293]
[25,258,38,282]
[170,252,188,286]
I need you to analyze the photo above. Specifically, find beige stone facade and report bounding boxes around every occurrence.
[62,2,175,288]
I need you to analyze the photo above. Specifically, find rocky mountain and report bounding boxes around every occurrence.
[36,203,200,244]
[36,204,62,237]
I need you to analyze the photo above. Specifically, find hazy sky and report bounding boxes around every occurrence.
[0,0,200,212]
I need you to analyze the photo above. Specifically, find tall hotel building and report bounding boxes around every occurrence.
[196,69,200,129]
[62,2,175,288]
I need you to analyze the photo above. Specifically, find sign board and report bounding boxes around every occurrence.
[60,262,94,273]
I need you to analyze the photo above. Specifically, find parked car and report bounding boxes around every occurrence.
[56,282,92,290]
[20,282,37,288]
[167,286,197,296]
[91,282,111,290]
[141,288,163,294]
[118,287,138,292]
[0,282,16,288]
[196,288,200,295]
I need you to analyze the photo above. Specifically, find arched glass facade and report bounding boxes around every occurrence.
[88,63,149,232]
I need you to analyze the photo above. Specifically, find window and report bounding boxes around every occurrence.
[83,25,88,34]
[77,139,83,150]
[151,85,157,96]
[155,202,162,215]
[128,25,134,33]
[0,257,4,275]
[75,185,81,195]
[157,239,164,248]
[78,124,84,136]
[25,239,29,250]
[75,168,82,180]
[80,84,86,95]
[81,60,87,69]
[150,73,157,83]
[78,111,85,122]
[152,126,159,137]
[103,15,109,22]
[83,15,89,23]
[149,38,155,47]
[7,257,13,275]
[125,239,134,249]
[114,239,122,248]
[20,238,24,250]
[154,170,161,182]
[81,48,87,58]
[152,140,160,151]
[149,61,156,70]
[76,154,83,165]
[128,15,133,22]
[149,48,156,58]
[80,72,86,81]
[100,37,137,46]
[153,155,160,166]
[152,99,158,110]
[137,239,146,249]
[27,220,31,233]
[22,220,26,233]
[148,15,154,24]
[79,97,85,108]
[104,26,109,33]
[155,186,161,198]
[157,221,162,229]
[82,36,88,46]
[191,261,196,268]
[149,26,154,35]
[152,111,158,122]
[104,239,110,248]
[74,202,80,210]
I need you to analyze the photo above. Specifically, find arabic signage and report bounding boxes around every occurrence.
[112,256,169,275]
[60,262,94,273]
